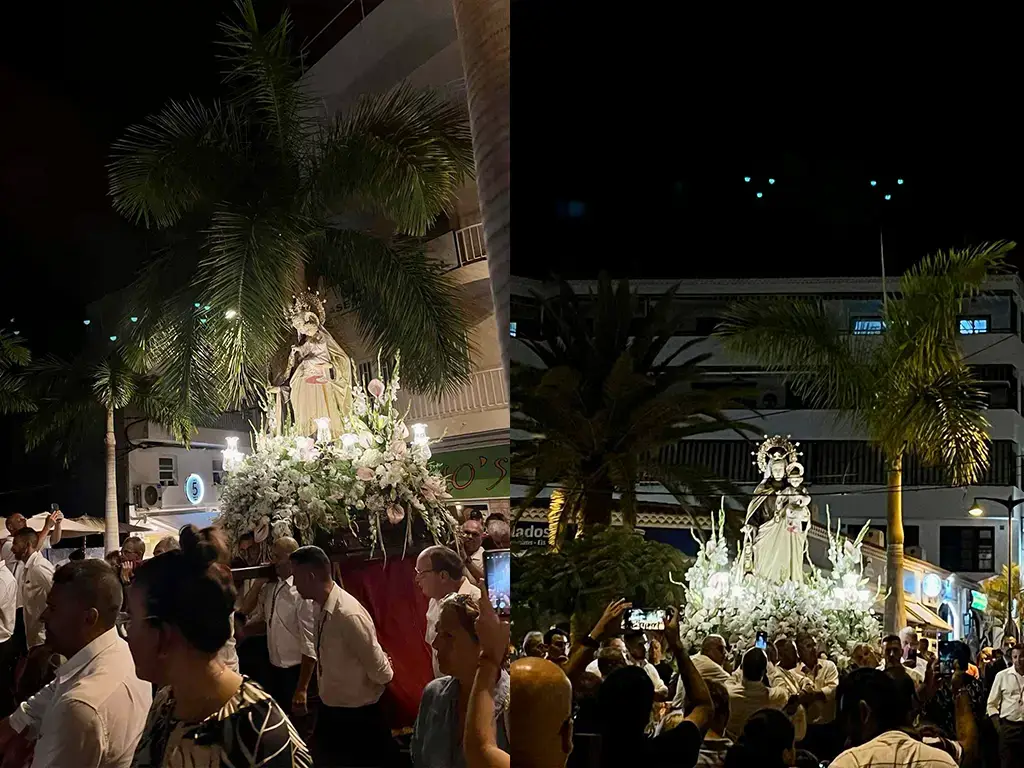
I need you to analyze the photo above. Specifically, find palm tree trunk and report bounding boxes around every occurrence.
[104,406,119,554]
[582,487,614,530]
[884,453,907,634]
[451,0,510,377]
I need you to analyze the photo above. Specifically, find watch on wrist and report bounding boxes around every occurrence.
[581,635,600,649]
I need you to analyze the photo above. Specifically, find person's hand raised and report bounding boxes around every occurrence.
[591,598,631,641]
[476,589,511,667]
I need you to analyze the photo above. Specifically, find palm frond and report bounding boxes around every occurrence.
[109,98,239,228]
[717,297,871,412]
[197,206,305,407]
[216,0,313,156]
[313,84,475,235]
[312,229,473,393]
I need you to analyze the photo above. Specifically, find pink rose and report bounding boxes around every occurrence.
[386,504,406,525]
[367,379,385,400]
[356,466,375,482]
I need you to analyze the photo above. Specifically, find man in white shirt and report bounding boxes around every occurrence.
[673,634,734,709]
[623,629,669,699]
[831,667,956,767]
[796,631,840,760]
[239,537,316,712]
[461,518,486,584]
[3,511,61,655]
[987,644,1024,767]
[0,564,18,715]
[0,559,151,768]
[290,545,396,767]
[12,527,55,650]
[415,545,481,677]
[725,647,791,739]
[899,625,930,679]
[880,633,924,685]
[769,637,811,742]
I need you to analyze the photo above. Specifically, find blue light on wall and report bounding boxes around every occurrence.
[870,180,877,187]
[756,192,763,198]
[185,473,205,505]
[884,194,892,200]
[743,176,751,183]
[923,573,942,598]
[903,571,918,595]
[768,178,775,185]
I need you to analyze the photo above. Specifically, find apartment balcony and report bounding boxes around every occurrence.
[427,223,490,285]
[403,367,509,440]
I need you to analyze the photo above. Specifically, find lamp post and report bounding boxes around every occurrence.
[969,493,1024,641]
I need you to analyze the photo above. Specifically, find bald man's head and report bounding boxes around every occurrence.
[510,657,573,768]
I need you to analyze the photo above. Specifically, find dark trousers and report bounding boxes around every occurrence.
[999,719,1024,768]
[265,663,301,712]
[314,700,398,767]
[0,636,17,717]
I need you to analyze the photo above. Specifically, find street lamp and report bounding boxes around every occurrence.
[970,494,1024,641]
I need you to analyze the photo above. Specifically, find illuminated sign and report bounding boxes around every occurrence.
[970,590,988,611]
[184,474,205,505]
[922,573,942,598]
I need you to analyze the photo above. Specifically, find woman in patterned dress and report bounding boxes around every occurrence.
[126,527,311,767]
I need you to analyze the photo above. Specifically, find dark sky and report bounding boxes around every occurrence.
[514,4,1023,280]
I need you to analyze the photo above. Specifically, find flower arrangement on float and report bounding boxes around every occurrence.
[216,356,459,556]
[675,504,881,668]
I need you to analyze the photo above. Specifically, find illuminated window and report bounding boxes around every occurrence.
[852,317,884,335]
[510,322,517,338]
[158,457,177,486]
[959,317,989,335]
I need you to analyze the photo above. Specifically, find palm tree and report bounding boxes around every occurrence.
[513,276,752,537]
[717,243,1011,633]
[983,564,1023,633]
[107,0,477,439]
[451,0,510,377]
[25,350,177,552]
[0,330,34,415]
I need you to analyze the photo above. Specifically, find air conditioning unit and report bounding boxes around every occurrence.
[862,529,885,548]
[758,388,785,410]
[905,545,926,560]
[133,484,164,510]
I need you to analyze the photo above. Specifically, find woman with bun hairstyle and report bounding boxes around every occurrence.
[127,525,311,766]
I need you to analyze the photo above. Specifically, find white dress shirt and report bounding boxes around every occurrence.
[673,654,734,709]
[19,551,55,648]
[987,666,1024,721]
[830,730,957,767]
[3,537,49,608]
[425,578,480,677]
[0,565,17,644]
[768,664,810,741]
[799,659,839,724]
[251,576,317,669]
[315,583,393,708]
[632,658,669,697]
[9,628,152,768]
[877,661,925,685]
[725,677,790,740]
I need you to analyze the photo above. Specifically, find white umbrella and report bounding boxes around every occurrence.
[16,513,151,538]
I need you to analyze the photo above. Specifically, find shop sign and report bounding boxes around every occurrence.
[970,590,988,611]
[435,445,509,500]
[923,573,942,598]
[513,522,550,548]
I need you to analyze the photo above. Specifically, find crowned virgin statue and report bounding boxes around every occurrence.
[743,435,810,583]
[277,290,353,438]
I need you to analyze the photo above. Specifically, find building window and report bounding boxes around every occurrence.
[852,317,884,335]
[158,457,177,486]
[212,459,224,485]
[959,316,989,334]
[940,526,995,572]
[509,321,517,338]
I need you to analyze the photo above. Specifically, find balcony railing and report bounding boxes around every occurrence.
[454,223,487,267]
[407,367,507,421]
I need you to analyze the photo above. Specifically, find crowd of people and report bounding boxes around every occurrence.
[517,602,1024,768]
[0,508,516,767]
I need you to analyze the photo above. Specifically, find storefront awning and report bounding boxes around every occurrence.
[906,601,953,633]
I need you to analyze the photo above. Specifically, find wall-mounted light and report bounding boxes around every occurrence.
[412,423,429,445]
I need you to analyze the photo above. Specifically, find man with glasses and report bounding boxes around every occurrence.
[414,545,480,677]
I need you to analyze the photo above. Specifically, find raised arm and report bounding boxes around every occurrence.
[951,671,979,768]
[563,598,630,682]
[665,606,713,734]
[464,590,511,768]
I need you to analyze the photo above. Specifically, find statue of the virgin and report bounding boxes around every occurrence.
[280,290,353,438]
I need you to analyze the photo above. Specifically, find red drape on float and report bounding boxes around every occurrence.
[336,556,432,728]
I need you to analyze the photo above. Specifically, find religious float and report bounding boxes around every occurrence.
[676,435,881,667]
[216,290,462,722]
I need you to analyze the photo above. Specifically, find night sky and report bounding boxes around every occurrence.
[2,2,1020,512]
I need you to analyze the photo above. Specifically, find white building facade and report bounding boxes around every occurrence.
[511,275,1023,638]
